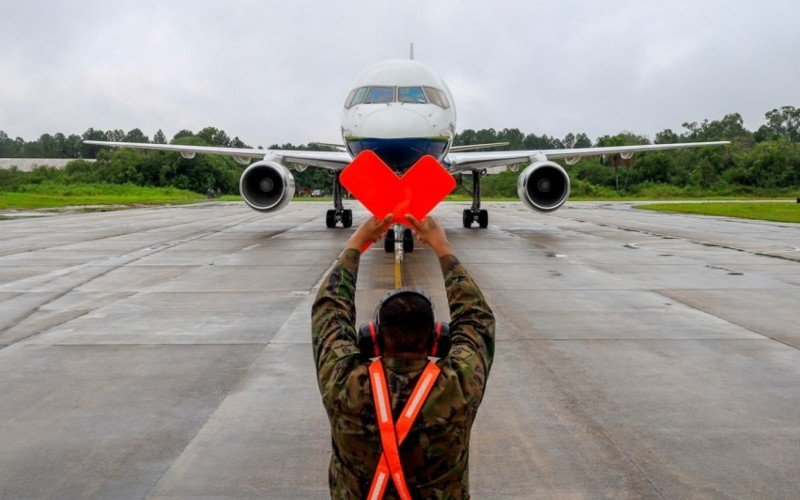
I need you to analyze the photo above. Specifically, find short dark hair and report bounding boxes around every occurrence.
[378,293,434,355]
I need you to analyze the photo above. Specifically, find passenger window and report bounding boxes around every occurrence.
[364,86,394,104]
[423,87,444,108]
[348,87,368,107]
[398,87,427,104]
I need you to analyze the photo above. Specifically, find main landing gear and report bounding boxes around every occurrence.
[462,169,489,228]
[384,226,414,253]
[325,171,353,228]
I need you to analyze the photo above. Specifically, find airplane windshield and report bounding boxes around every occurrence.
[347,87,368,108]
[398,87,427,104]
[423,87,449,108]
[364,86,394,104]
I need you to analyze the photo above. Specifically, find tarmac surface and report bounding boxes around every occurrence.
[1,200,799,499]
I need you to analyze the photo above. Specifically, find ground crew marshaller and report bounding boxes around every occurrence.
[312,214,496,498]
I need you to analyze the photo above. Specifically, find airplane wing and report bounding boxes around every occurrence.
[445,140,730,172]
[83,141,353,170]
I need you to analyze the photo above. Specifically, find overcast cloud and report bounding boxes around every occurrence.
[1,0,798,147]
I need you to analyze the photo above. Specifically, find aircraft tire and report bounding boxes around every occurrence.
[384,230,395,253]
[342,210,353,228]
[325,210,336,228]
[402,228,413,253]
[462,209,473,228]
[478,209,488,228]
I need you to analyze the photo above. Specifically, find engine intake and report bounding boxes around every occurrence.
[239,160,295,212]
[517,161,570,212]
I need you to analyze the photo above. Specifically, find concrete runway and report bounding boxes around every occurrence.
[1,201,799,498]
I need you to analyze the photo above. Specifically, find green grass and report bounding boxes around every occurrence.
[638,201,800,223]
[0,183,203,210]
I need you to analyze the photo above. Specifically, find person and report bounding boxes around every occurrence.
[311,214,495,498]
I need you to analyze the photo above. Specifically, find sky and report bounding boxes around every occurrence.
[1,0,798,148]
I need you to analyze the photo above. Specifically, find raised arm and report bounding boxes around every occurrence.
[311,215,393,401]
[406,215,496,406]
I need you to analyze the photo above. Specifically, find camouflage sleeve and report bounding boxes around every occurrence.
[311,248,362,405]
[440,254,496,406]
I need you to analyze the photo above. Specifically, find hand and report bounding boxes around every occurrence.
[346,214,393,252]
[405,214,454,257]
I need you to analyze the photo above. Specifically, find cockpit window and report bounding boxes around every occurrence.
[364,86,394,104]
[436,89,450,109]
[423,87,450,108]
[398,86,427,104]
[344,89,356,108]
[346,87,368,108]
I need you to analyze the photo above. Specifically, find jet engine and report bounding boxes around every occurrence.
[239,160,295,212]
[517,161,570,212]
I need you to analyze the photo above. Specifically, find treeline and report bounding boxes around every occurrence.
[0,127,332,195]
[1,106,799,197]
[456,107,800,197]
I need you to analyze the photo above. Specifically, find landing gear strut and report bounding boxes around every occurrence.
[383,225,414,253]
[325,171,352,228]
[462,169,488,228]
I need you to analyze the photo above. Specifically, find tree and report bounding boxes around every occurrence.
[172,129,194,142]
[498,128,524,149]
[682,113,749,141]
[197,126,231,146]
[655,128,680,144]
[81,128,108,158]
[755,106,800,142]
[574,133,592,148]
[106,129,125,142]
[124,128,149,143]
[153,129,167,144]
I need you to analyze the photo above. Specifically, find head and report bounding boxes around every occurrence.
[377,291,435,358]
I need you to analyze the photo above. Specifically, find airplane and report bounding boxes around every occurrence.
[85,57,729,253]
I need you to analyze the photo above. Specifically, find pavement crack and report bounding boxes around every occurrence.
[653,290,799,352]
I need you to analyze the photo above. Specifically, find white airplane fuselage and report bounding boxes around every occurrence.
[340,59,456,172]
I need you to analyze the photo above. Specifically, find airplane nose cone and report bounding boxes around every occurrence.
[359,106,431,139]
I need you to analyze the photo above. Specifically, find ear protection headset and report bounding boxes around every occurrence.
[357,289,450,359]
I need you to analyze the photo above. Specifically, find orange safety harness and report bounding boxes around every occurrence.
[367,358,441,500]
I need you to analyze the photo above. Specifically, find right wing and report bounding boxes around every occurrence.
[83,141,353,170]
[446,140,730,172]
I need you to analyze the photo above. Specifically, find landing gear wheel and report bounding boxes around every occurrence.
[325,210,336,228]
[402,228,414,253]
[384,229,395,253]
[478,209,488,228]
[462,209,473,228]
[341,209,353,228]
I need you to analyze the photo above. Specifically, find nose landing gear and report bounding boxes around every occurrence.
[383,226,414,253]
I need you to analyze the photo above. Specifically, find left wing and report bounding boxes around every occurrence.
[445,140,730,172]
[83,141,353,170]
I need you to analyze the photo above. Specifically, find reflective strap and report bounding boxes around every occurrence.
[367,360,441,500]
[368,360,411,500]
[369,322,380,358]
[399,362,440,437]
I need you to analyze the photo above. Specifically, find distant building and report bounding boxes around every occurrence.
[0,158,94,172]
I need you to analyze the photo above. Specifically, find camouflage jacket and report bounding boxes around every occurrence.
[311,249,495,499]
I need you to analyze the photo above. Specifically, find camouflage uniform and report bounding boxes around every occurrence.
[312,248,495,499]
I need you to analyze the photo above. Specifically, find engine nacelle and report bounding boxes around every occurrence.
[239,160,295,212]
[517,161,570,212]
